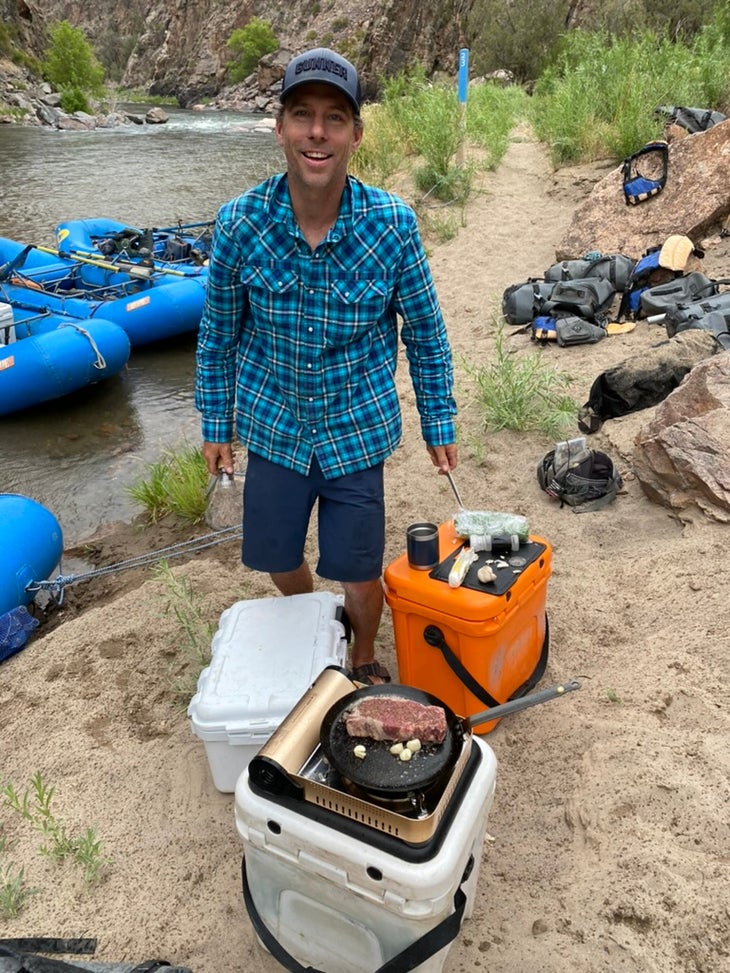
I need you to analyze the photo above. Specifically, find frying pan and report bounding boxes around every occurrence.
[319,679,580,800]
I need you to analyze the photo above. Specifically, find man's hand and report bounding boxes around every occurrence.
[427,443,458,474]
[202,441,234,475]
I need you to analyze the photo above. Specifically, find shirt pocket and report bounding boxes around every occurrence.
[325,277,392,347]
[239,265,299,313]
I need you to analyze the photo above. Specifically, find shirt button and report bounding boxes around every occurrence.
[309,289,314,295]
[308,327,313,333]
[307,363,312,369]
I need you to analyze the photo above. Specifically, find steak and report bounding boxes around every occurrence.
[344,695,447,744]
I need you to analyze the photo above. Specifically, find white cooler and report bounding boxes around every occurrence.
[187,592,348,792]
[235,736,498,973]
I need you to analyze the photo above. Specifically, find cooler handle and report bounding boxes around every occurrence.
[422,618,550,710]
[422,625,502,708]
[241,855,468,973]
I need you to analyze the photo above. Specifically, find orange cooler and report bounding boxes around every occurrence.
[383,520,551,733]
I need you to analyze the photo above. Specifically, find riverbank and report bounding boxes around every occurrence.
[1,127,728,973]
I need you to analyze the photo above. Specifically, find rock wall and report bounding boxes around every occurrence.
[11,0,472,107]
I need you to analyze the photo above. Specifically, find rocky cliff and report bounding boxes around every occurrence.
[7,0,472,108]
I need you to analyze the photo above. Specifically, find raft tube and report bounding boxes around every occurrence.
[0,494,63,614]
[56,217,212,273]
[0,314,131,416]
[0,235,207,347]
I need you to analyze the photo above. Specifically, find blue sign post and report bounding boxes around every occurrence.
[458,48,469,104]
[457,48,469,165]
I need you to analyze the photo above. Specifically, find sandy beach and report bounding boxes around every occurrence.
[1,125,729,973]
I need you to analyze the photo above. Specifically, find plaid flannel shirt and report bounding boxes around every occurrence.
[195,173,456,478]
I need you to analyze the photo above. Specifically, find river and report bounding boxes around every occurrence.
[0,107,283,545]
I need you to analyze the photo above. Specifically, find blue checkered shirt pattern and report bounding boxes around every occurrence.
[195,173,456,478]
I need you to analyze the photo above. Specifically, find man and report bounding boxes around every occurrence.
[195,47,457,684]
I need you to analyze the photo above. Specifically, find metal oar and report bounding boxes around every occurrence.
[34,244,202,280]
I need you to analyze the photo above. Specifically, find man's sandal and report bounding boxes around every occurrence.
[349,661,392,685]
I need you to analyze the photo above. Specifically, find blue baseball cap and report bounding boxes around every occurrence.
[281,48,361,113]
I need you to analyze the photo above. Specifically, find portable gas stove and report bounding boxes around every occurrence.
[247,667,482,849]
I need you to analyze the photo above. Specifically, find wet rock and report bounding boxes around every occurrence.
[145,106,169,124]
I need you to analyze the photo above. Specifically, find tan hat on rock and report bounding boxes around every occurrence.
[658,234,697,271]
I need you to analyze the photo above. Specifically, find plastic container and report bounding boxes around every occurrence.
[188,592,348,792]
[383,520,551,732]
[235,736,498,973]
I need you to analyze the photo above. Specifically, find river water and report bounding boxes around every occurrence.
[0,107,283,545]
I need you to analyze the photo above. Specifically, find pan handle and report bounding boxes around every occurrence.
[467,679,581,730]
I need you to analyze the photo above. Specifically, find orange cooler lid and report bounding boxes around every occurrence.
[383,520,552,624]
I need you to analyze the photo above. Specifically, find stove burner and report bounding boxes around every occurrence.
[247,666,479,846]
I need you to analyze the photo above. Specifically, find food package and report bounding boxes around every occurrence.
[448,546,478,588]
[453,510,530,543]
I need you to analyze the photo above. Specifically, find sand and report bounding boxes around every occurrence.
[1,126,729,973]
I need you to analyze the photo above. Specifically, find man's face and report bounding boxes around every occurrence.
[276,82,362,196]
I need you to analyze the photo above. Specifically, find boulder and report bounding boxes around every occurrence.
[145,106,169,124]
[557,120,730,261]
[633,353,730,521]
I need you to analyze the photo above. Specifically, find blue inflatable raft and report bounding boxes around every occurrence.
[0,299,131,415]
[0,235,207,347]
[0,494,63,615]
[56,217,213,273]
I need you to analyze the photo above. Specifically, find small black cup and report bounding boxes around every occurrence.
[406,522,439,570]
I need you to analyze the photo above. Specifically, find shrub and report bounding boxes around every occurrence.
[464,323,578,436]
[58,85,92,114]
[226,17,278,83]
[42,20,105,98]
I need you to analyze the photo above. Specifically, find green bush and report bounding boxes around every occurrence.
[465,83,527,170]
[464,324,578,436]
[58,86,92,114]
[531,18,730,165]
[468,0,570,83]
[226,17,278,84]
[42,20,105,98]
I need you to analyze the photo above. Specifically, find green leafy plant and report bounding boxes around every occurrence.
[2,773,112,887]
[226,17,278,83]
[531,18,730,165]
[0,836,38,919]
[349,102,407,188]
[152,560,216,704]
[126,443,209,524]
[0,860,37,919]
[464,322,578,436]
[42,20,105,110]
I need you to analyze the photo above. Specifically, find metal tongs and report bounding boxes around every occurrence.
[445,470,465,510]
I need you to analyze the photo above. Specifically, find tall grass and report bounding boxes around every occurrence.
[531,13,730,165]
[350,66,525,199]
[464,324,579,437]
[151,560,215,705]
[126,443,209,524]
[349,102,408,189]
[466,84,527,170]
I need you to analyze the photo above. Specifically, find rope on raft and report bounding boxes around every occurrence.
[25,523,243,599]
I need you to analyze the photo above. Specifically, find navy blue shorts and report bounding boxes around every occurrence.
[241,452,385,583]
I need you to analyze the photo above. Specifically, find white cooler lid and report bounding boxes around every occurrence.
[188,591,347,743]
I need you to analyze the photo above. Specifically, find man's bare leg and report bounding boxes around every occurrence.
[342,578,386,682]
[270,562,313,596]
